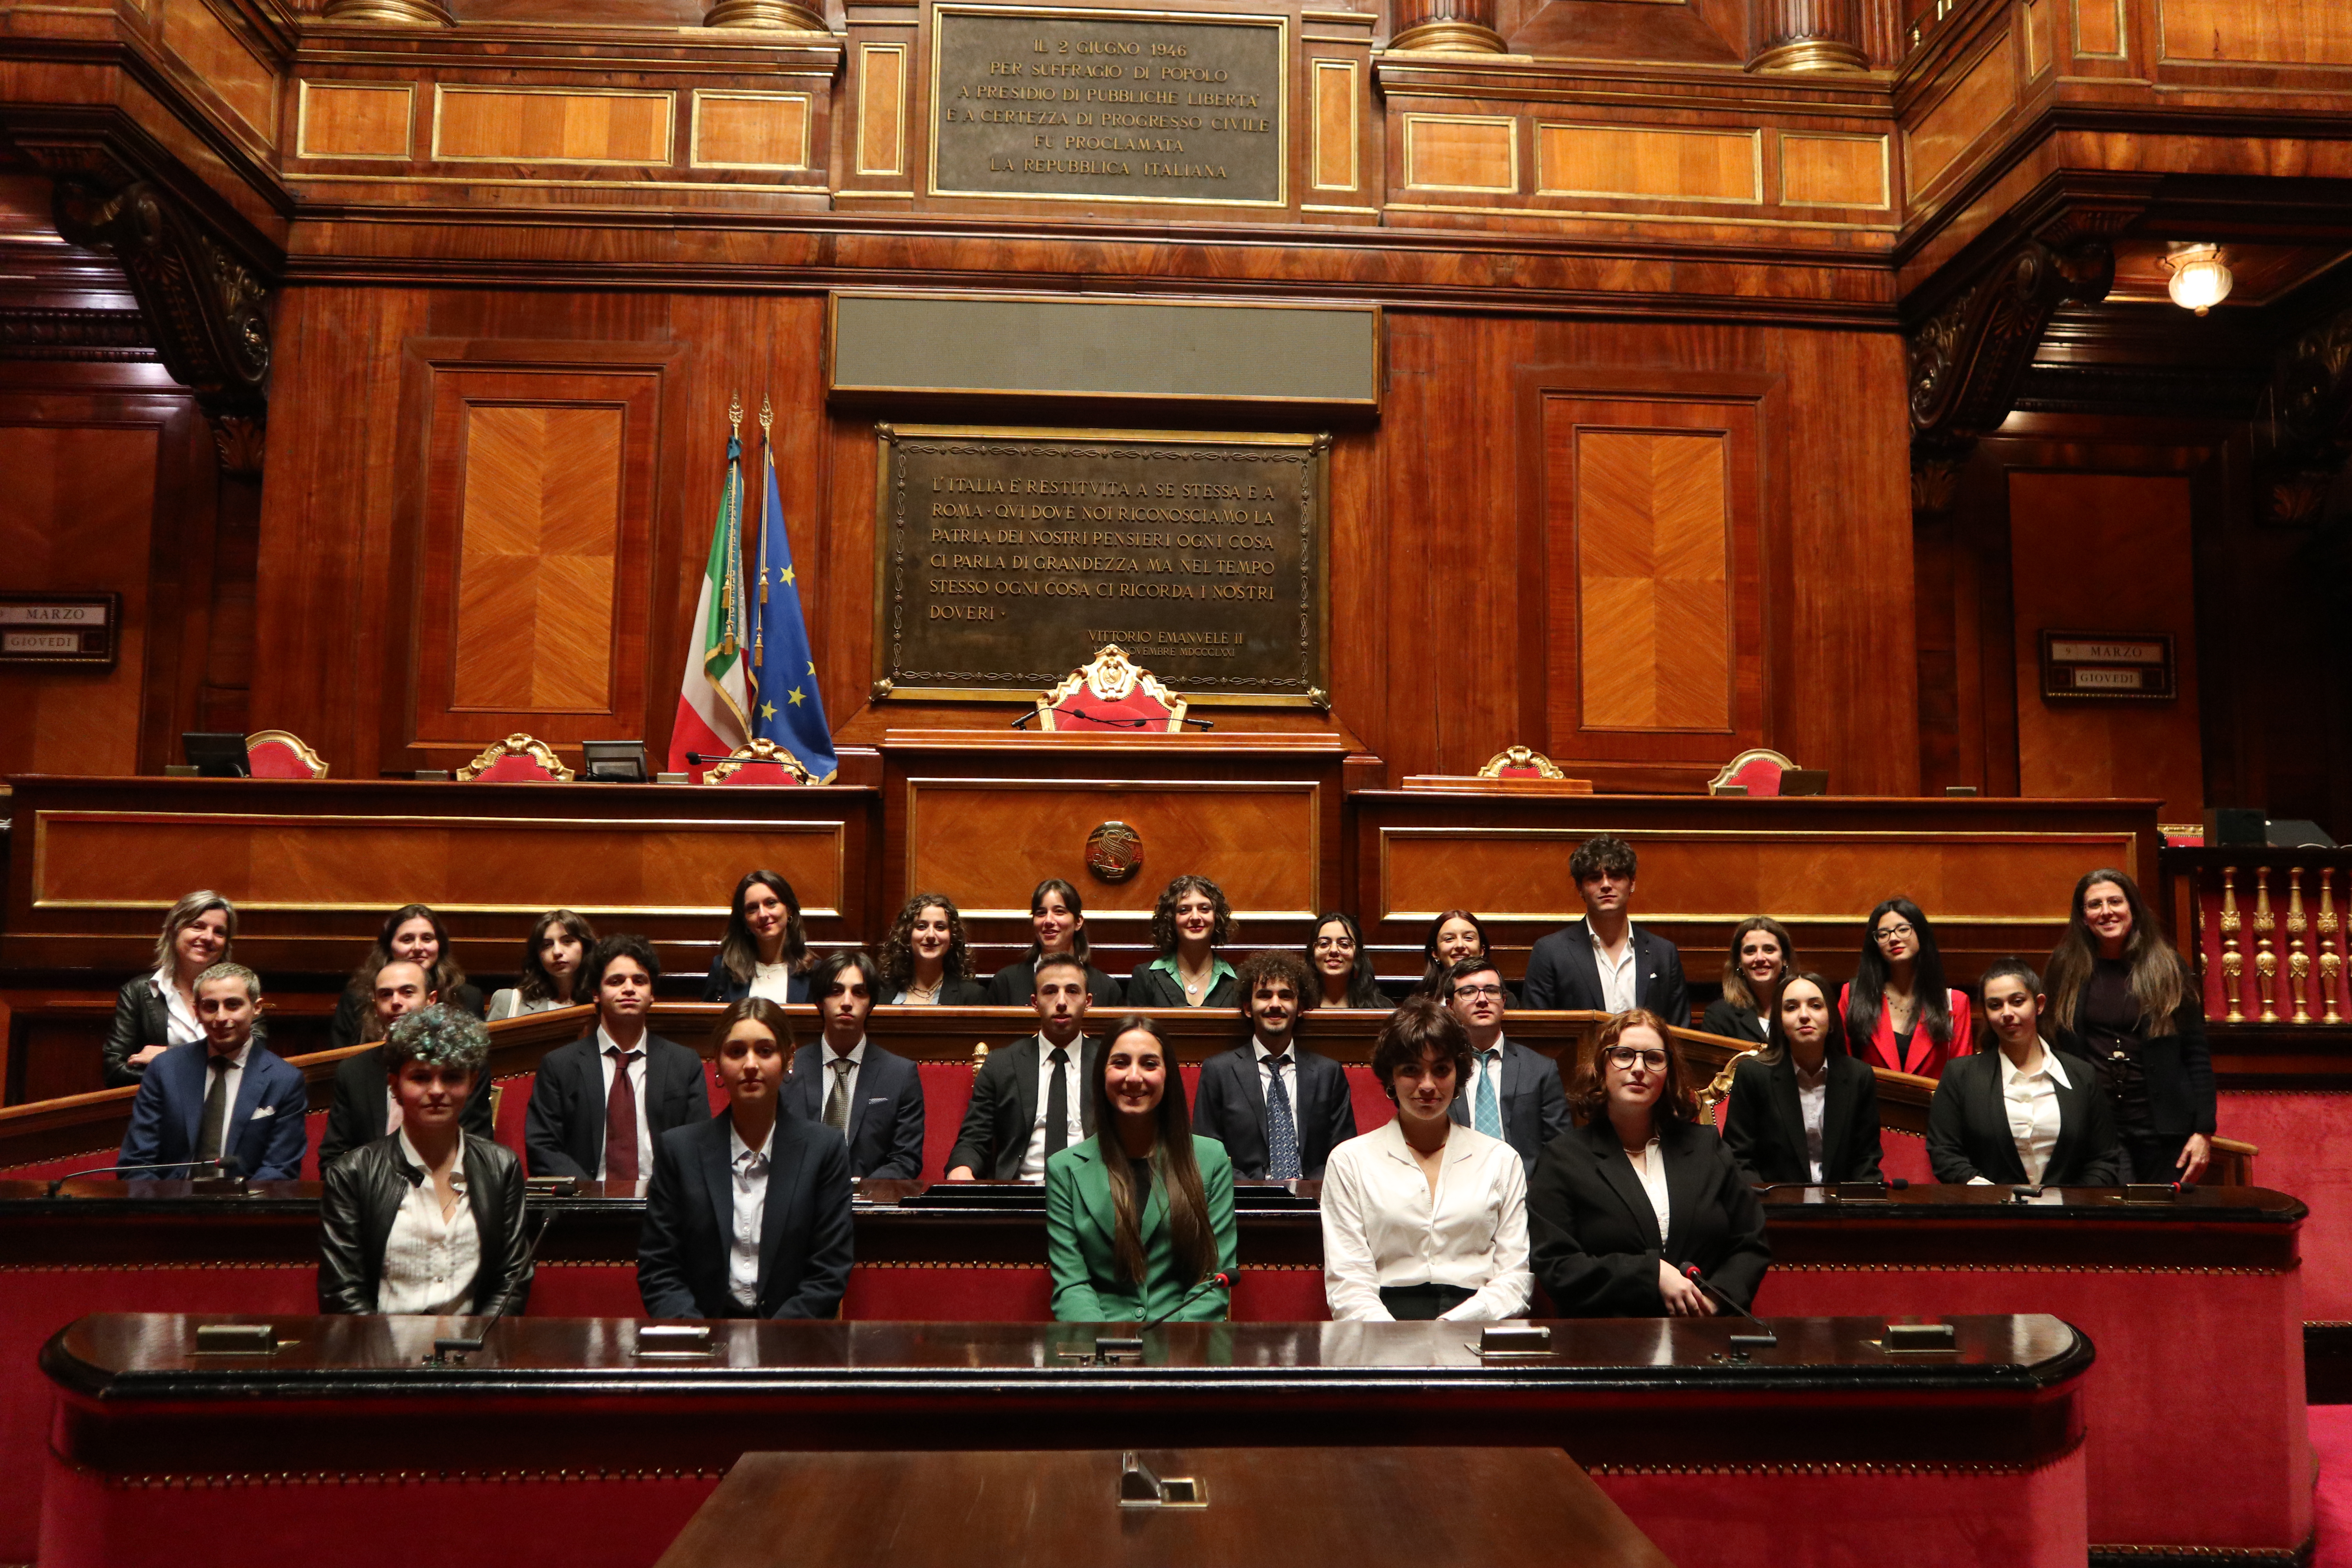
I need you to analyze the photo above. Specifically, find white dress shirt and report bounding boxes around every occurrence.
[595,1023,654,1181]
[727,1119,774,1310]
[1629,1134,1671,1249]
[1019,1036,1088,1181]
[750,962,795,1004]
[153,969,204,1046]
[377,1130,481,1315]
[1796,1062,1828,1183]
[1252,1036,1303,1106]
[1319,1120,1532,1323]
[819,1039,867,1131]
[1992,1043,2069,1187]
[1590,928,1638,1013]
[1465,1038,1507,1125]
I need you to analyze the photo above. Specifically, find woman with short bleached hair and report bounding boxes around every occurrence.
[318,1004,534,1317]
[103,890,253,1087]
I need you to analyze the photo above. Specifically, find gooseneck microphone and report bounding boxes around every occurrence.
[1682,1263,1777,1349]
[429,1204,559,1363]
[1139,1270,1236,1332]
[1749,1178,1909,1194]
[46,1155,245,1198]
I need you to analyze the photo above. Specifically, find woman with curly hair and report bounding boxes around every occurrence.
[878,891,986,1005]
[1126,875,1238,1008]
[328,904,483,1049]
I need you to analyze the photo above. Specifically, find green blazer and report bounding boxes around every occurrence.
[1045,1134,1238,1323]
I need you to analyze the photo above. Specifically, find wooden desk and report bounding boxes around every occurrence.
[1351,789,2163,983]
[658,1448,1671,1568]
[36,1313,2088,1568]
[0,773,883,983]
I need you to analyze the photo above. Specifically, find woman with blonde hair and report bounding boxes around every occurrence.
[103,891,254,1086]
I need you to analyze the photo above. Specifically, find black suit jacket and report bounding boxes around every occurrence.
[1446,1036,1569,1176]
[1699,997,1771,1045]
[1722,1053,1884,1185]
[948,1034,1103,1180]
[1521,921,1689,1025]
[637,1111,854,1319]
[523,1032,711,1178]
[1927,1048,2124,1187]
[985,959,1126,1009]
[1527,1117,1770,1315]
[2052,987,2216,1137]
[317,1133,534,1316]
[318,1044,497,1169]
[780,1042,927,1180]
[1190,1041,1356,1180]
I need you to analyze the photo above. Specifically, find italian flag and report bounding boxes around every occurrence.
[666,435,751,780]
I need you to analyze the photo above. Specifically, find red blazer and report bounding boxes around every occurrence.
[1838,982,1975,1078]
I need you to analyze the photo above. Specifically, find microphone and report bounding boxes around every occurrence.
[46,1155,245,1198]
[1749,1178,1908,1194]
[428,1203,559,1364]
[1138,1270,1236,1332]
[1682,1263,1777,1349]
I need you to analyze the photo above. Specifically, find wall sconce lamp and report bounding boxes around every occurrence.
[2164,244,2234,316]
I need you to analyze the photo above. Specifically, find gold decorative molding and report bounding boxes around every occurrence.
[1387,19,1505,52]
[703,0,829,29]
[318,0,454,24]
[1749,37,1868,72]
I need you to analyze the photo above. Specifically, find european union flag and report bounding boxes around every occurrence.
[750,432,837,783]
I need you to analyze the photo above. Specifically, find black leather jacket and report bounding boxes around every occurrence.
[103,974,268,1088]
[318,1132,534,1316]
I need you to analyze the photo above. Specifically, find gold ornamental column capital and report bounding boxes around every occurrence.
[318,0,455,24]
[1387,0,1504,54]
[702,0,832,29]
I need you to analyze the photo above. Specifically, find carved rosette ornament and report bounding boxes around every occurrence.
[46,172,274,474]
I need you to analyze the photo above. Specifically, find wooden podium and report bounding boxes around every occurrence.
[877,730,1382,973]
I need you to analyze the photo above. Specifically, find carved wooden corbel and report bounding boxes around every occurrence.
[2254,299,2352,526]
[39,158,273,475]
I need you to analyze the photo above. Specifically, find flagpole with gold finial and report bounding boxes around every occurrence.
[720,394,742,657]
[755,394,773,667]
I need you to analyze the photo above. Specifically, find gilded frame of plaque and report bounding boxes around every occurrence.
[872,425,1330,707]
[925,2,1290,209]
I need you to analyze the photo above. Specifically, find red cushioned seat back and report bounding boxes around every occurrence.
[299,1109,332,1179]
[919,1062,978,1181]
[1344,1064,1395,1134]
[1726,754,1785,796]
[1045,688,1174,730]
[469,751,558,782]
[246,738,320,779]
[494,1072,535,1160]
[713,761,802,785]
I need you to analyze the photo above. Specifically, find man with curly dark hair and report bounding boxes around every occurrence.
[1190,949,1356,1180]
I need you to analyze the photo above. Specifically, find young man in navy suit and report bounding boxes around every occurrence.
[1520,835,1690,1026]
[1443,955,1568,1175]
[118,963,308,1181]
[782,950,927,1180]
[1191,949,1356,1180]
[524,935,710,1181]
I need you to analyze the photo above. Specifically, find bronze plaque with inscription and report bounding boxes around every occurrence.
[929,5,1287,207]
[873,426,1329,706]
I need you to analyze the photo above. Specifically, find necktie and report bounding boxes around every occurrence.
[195,1055,232,1165]
[1044,1046,1071,1158]
[1264,1054,1300,1181]
[1475,1051,1502,1138]
[825,1057,854,1136]
[605,1048,640,1182]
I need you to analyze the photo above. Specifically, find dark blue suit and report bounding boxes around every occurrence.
[637,1111,854,1319]
[1447,1036,1569,1177]
[780,1042,927,1180]
[118,1041,309,1180]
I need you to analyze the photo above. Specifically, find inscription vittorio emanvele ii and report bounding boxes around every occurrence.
[873,426,1330,705]
[928,5,1288,205]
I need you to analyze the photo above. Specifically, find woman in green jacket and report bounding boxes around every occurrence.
[1047,1015,1239,1322]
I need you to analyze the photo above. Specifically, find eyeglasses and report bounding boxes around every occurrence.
[1453,984,1505,1000]
[1604,1047,1669,1070]
[1875,923,1917,944]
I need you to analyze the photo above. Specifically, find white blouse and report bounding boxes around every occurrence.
[1628,1135,1672,1250]
[152,969,204,1046]
[1319,1120,1532,1323]
[377,1131,482,1316]
[750,962,796,1004]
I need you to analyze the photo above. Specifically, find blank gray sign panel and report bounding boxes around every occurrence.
[829,294,1380,407]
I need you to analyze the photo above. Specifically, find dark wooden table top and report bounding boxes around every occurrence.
[655,1447,1675,1568]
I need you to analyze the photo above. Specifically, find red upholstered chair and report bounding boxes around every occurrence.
[245,729,327,779]
[1035,644,1189,733]
[1708,747,1798,797]
[703,739,813,787]
[1477,745,1567,781]
[456,733,574,782]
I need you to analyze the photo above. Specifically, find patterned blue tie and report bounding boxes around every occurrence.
[1475,1050,1502,1138]
[1264,1053,1301,1181]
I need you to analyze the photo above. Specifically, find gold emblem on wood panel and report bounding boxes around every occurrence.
[1086,822,1145,883]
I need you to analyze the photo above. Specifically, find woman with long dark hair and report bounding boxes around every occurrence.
[1045,1016,1237,1321]
[1840,898,1973,1078]
[1929,960,2123,1188]
[1700,916,1796,1045]
[329,904,483,1049]
[1722,971,1882,1186]
[488,909,598,1020]
[702,870,812,1004]
[877,891,987,1005]
[1306,911,1386,1009]
[2042,869,2214,1183]
[1414,909,1501,999]
[985,878,1125,1007]
[1126,875,1238,1008]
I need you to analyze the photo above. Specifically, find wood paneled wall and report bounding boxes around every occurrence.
[253,294,1918,793]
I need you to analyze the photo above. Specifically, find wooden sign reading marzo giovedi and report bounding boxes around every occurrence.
[872,426,1330,706]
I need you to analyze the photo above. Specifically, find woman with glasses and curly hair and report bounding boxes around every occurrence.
[877,891,987,1005]
[1526,1009,1769,1318]
[1126,875,1238,1008]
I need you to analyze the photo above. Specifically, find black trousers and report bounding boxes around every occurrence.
[2121,1132,2191,1183]
[1378,1283,1476,1320]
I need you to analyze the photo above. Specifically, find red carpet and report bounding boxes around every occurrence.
[2317,1406,2352,1567]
